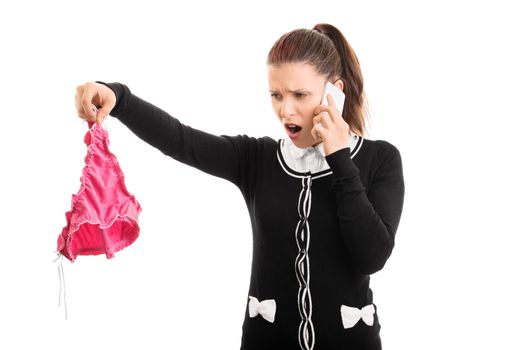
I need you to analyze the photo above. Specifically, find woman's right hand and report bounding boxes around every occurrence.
[75,82,116,124]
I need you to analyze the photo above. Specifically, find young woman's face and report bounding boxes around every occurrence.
[267,62,327,148]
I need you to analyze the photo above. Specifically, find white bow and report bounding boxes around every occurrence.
[340,304,375,329]
[248,296,276,323]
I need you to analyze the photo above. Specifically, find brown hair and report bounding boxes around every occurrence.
[267,23,369,137]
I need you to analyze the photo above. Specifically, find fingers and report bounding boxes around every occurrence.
[311,94,351,151]
[309,111,325,141]
[315,94,344,125]
[84,83,100,122]
[75,82,115,124]
[76,83,96,122]
[75,87,85,120]
[313,111,334,129]
[310,122,324,143]
[311,98,350,144]
[95,106,110,124]
[326,93,336,107]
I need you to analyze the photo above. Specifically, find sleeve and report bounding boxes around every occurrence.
[325,143,405,275]
[96,81,258,193]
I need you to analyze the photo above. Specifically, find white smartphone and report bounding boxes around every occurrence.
[321,81,345,114]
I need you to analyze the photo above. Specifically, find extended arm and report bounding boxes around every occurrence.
[98,82,255,189]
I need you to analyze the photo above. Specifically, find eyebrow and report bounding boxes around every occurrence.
[269,89,308,93]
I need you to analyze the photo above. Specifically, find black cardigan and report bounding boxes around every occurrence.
[99,82,405,350]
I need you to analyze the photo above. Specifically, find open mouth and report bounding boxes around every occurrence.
[285,123,302,135]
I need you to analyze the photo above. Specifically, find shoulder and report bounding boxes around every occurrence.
[361,137,402,160]
[360,137,403,178]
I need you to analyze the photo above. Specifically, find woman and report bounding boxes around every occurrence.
[76,23,405,350]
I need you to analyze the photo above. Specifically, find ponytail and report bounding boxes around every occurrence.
[313,24,369,137]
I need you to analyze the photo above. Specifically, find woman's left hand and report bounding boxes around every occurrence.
[311,94,350,156]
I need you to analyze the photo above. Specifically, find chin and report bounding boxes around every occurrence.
[290,138,314,149]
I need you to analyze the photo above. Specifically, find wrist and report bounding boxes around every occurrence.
[94,82,130,117]
[324,140,349,157]
[325,147,359,178]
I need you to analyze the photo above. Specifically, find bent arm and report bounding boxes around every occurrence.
[326,144,405,275]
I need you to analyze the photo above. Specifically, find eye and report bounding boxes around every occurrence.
[271,93,282,100]
[294,93,307,99]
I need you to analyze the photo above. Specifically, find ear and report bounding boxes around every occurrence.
[333,79,344,91]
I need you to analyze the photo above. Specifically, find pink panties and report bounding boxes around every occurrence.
[57,121,141,262]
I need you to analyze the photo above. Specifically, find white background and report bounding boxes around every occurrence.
[1,0,524,349]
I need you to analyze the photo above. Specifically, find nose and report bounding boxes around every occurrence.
[280,97,296,119]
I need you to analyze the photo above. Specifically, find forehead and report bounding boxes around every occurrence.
[267,62,325,90]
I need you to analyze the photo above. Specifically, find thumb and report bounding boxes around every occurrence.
[95,106,110,123]
[311,122,323,142]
